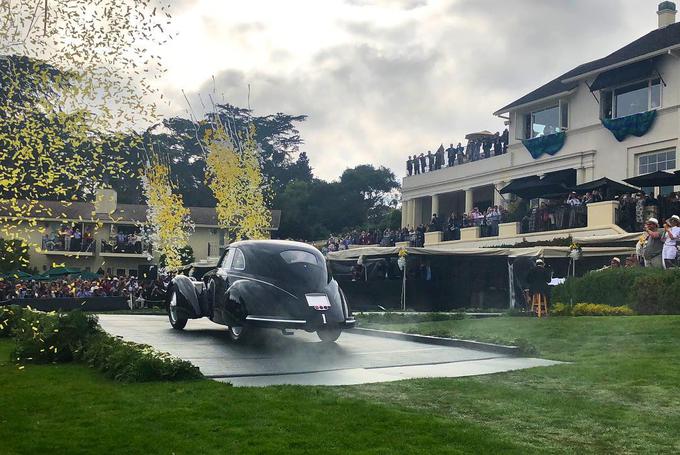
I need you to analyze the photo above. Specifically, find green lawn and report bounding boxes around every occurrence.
[2,316,680,454]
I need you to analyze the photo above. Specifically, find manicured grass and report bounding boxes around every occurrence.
[353,316,680,453]
[3,316,680,453]
[0,339,528,454]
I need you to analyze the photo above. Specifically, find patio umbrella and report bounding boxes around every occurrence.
[32,273,51,281]
[75,270,100,280]
[572,177,640,198]
[2,270,33,280]
[465,130,496,141]
[623,170,680,187]
[45,266,81,277]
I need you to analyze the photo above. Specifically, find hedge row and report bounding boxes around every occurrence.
[0,306,202,382]
[553,268,680,315]
[552,303,635,317]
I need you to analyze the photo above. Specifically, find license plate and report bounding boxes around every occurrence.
[306,294,331,310]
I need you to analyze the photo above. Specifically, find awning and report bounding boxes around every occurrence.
[590,58,658,92]
[571,177,639,196]
[624,170,680,187]
[499,176,541,195]
[573,232,642,245]
[327,245,635,261]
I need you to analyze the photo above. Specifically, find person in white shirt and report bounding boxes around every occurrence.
[662,215,680,269]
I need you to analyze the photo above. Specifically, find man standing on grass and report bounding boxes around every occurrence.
[641,218,664,268]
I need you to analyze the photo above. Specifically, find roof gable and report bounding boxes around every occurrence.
[496,22,680,114]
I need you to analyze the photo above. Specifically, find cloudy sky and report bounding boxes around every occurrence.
[154,0,663,181]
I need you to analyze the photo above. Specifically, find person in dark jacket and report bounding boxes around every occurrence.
[426,150,434,172]
[419,153,426,173]
[525,258,552,301]
[406,156,413,176]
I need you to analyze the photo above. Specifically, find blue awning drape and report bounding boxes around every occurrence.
[521,131,566,159]
[601,110,657,142]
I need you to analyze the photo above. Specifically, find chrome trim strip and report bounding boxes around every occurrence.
[245,316,307,324]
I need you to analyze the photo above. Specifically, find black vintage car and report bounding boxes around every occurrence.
[167,240,355,342]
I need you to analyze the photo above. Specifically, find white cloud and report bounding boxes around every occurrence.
[153,0,664,180]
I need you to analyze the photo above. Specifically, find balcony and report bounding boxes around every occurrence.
[100,238,151,258]
[41,236,95,257]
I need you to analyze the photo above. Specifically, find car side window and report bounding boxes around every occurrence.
[232,248,246,271]
[220,249,234,270]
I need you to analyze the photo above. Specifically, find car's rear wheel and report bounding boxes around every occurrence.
[227,325,248,342]
[317,328,342,342]
[168,290,188,330]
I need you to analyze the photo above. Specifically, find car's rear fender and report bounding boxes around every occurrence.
[171,275,202,318]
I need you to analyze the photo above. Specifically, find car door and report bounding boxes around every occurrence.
[211,248,234,323]
[222,247,247,323]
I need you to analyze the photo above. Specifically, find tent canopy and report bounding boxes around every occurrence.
[624,170,680,187]
[573,232,642,245]
[45,267,81,277]
[327,245,635,261]
[572,177,639,196]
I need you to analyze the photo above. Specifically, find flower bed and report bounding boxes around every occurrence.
[0,305,202,382]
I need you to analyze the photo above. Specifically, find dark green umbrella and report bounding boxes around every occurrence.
[75,271,100,280]
[45,267,81,277]
[572,177,640,198]
[3,270,33,280]
[624,170,680,187]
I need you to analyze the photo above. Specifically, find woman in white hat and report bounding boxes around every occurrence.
[662,215,680,268]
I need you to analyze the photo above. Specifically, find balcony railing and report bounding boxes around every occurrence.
[42,236,95,253]
[100,238,151,255]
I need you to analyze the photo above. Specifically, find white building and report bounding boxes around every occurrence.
[402,2,680,242]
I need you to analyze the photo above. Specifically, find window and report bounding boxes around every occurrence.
[231,249,245,271]
[638,149,676,175]
[602,78,661,119]
[220,249,234,269]
[280,250,319,265]
[523,100,568,139]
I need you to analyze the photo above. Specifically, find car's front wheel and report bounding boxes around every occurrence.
[317,328,342,342]
[227,325,248,342]
[168,290,188,330]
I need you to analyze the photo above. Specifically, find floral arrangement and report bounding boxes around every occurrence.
[568,242,582,259]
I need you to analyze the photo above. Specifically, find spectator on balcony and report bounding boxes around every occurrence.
[482,140,492,159]
[406,156,413,176]
[429,213,440,232]
[501,128,509,153]
[60,225,72,251]
[72,227,82,252]
[455,143,465,164]
[418,153,426,174]
[566,192,581,206]
[493,132,502,156]
[486,206,501,236]
[426,151,434,172]
[446,144,455,167]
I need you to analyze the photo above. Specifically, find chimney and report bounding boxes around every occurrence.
[94,188,118,215]
[658,1,677,28]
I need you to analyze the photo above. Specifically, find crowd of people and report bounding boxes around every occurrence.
[0,274,170,303]
[323,228,412,253]
[41,225,95,252]
[519,191,595,233]
[617,191,680,233]
[636,215,680,269]
[406,129,509,176]
[41,225,149,254]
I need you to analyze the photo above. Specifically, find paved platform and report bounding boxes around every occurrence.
[98,314,559,387]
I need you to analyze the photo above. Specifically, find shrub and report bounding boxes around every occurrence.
[550,302,634,317]
[553,268,680,314]
[79,333,202,382]
[0,305,22,337]
[2,306,203,382]
[11,309,99,363]
[551,303,573,316]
